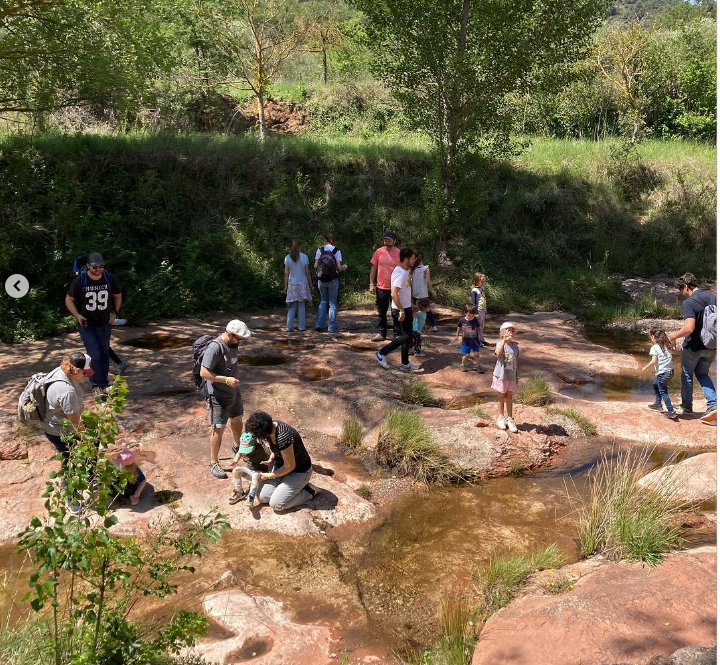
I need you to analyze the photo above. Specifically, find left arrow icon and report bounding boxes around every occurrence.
[5,274,29,298]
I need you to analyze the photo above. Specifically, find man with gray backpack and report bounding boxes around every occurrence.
[668,273,716,420]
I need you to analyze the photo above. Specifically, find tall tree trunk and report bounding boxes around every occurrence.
[257,89,266,140]
[322,48,328,84]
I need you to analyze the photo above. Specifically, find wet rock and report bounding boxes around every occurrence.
[472,548,717,665]
[192,590,334,664]
[638,453,716,504]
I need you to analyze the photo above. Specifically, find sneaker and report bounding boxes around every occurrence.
[460,363,469,372]
[400,362,421,371]
[371,333,386,342]
[209,463,228,479]
[228,489,245,505]
[647,403,663,411]
[497,416,507,431]
[700,406,717,418]
[412,351,426,357]
[665,411,679,421]
[376,352,389,369]
[506,417,518,433]
[677,405,694,415]
[117,361,128,375]
[113,318,127,326]
[476,366,485,373]
[429,326,438,332]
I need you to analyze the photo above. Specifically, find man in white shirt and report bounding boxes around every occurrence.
[375,249,421,371]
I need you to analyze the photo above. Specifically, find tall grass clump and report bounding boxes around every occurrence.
[549,407,597,435]
[579,290,683,326]
[376,408,474,485]
[0,617,54,665]
[516,376,551,406]
[341,416,363,449]
[407,595,477,665]
[573,449,687,565]
[400,379,442,407]
[475,544,565,618]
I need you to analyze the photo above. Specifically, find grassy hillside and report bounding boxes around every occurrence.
[0,133,715,342]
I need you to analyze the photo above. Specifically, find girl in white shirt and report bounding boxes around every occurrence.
[641,328,677,420]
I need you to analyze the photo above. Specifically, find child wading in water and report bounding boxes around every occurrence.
[412,298,431,357]
[493,321,520,433]
[455,303,484,372]
[229,431,271,507]
[470,272,490,346]
[641,328,678,421]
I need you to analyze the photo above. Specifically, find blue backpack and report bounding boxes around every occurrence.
[72,255,110,284]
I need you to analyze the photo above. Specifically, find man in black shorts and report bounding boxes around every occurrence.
[200,320,251,479]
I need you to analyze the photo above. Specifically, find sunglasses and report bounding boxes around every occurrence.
[89,264,105,270]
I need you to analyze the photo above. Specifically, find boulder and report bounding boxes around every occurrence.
[638,453,716,504]
[472,548,716,665]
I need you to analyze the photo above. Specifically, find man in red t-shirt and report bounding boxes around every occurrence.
[369,231,401,341]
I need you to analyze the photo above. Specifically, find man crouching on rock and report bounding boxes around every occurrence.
[201,320,251,479]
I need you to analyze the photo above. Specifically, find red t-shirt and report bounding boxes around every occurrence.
[370,246,401,290]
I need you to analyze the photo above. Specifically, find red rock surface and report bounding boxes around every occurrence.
[473,548,717,665]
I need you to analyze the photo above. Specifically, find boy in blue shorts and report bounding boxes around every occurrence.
[454,303,484,372]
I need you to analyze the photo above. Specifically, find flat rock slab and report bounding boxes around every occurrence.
[473,548,717,665]
[639,453,717,504]
[193,590,336,665]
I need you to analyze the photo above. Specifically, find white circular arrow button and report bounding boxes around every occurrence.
[5,274,30,298]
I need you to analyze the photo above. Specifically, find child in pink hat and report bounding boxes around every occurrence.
[114,449,147,505]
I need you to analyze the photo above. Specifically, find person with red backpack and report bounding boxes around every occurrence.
[65,252,121,393]
[668,273,716,420]
[314,233,347,333]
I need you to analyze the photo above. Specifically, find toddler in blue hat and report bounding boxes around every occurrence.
[229,432,271,507]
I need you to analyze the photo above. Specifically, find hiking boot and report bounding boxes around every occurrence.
[117,361,128,375]
[665,411,679,421]
[228,489,245,505]
[400,362,421,371]
[209,463,227,479]
[506,417,518,433]
[677,405,694,415]
[371,333,386,342]
[460,363,469,372]
[647,403,663,411]
[376,352,389,369]
[497,416,507,430]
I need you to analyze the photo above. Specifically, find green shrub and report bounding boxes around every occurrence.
[516,376,551,406]
[475,544,565,618]
[341,417,363,448]
[376,408,474,485]
[400,379,442,407]
[573,449,687,564]
[549,407,597,435]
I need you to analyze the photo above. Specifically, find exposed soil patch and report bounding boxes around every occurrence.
[121,332,192,349]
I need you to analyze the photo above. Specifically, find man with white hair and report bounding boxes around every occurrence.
[200,320,251,479]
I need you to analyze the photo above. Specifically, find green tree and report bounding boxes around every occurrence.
[17,376,229,665]
[0,0,175,123]
[351,0,610,258]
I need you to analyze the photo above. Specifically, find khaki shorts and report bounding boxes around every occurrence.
[207,392,243,428]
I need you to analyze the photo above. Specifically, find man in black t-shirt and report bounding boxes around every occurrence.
[668,273,716,417]
[65,252,122,391]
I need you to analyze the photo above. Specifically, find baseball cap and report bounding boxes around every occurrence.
[382,231,397,240]
[500,321,516,331]
[238,431,256,454]
[116,449,135,467]
[87,252,105,267]
[226,320,251,338]
[69,351,94,376]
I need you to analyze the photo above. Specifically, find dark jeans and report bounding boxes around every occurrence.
[376,288,401,339]
[652,370,674,412]
[427,309,436,327]
[380,307,413,365]
[78,323,112,388]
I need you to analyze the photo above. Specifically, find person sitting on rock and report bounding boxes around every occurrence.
[112,449,147,506]
[243,411,319,513]
[229,431,271,508]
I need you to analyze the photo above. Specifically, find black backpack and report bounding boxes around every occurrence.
[192,335,221,396]
[316,247,339,283]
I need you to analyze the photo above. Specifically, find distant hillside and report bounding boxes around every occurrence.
[609,0,679,20]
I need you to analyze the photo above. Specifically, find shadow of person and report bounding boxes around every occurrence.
[312,463,335,477]
[517,422,568,437]
[271,488,339,514]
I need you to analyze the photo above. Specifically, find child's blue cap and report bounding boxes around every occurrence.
[238,431,256,454]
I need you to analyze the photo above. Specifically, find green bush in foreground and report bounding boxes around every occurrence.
[376,408,474,485]
[475,544,566,619]
[516,376,551,407]
[574,449,687,565]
